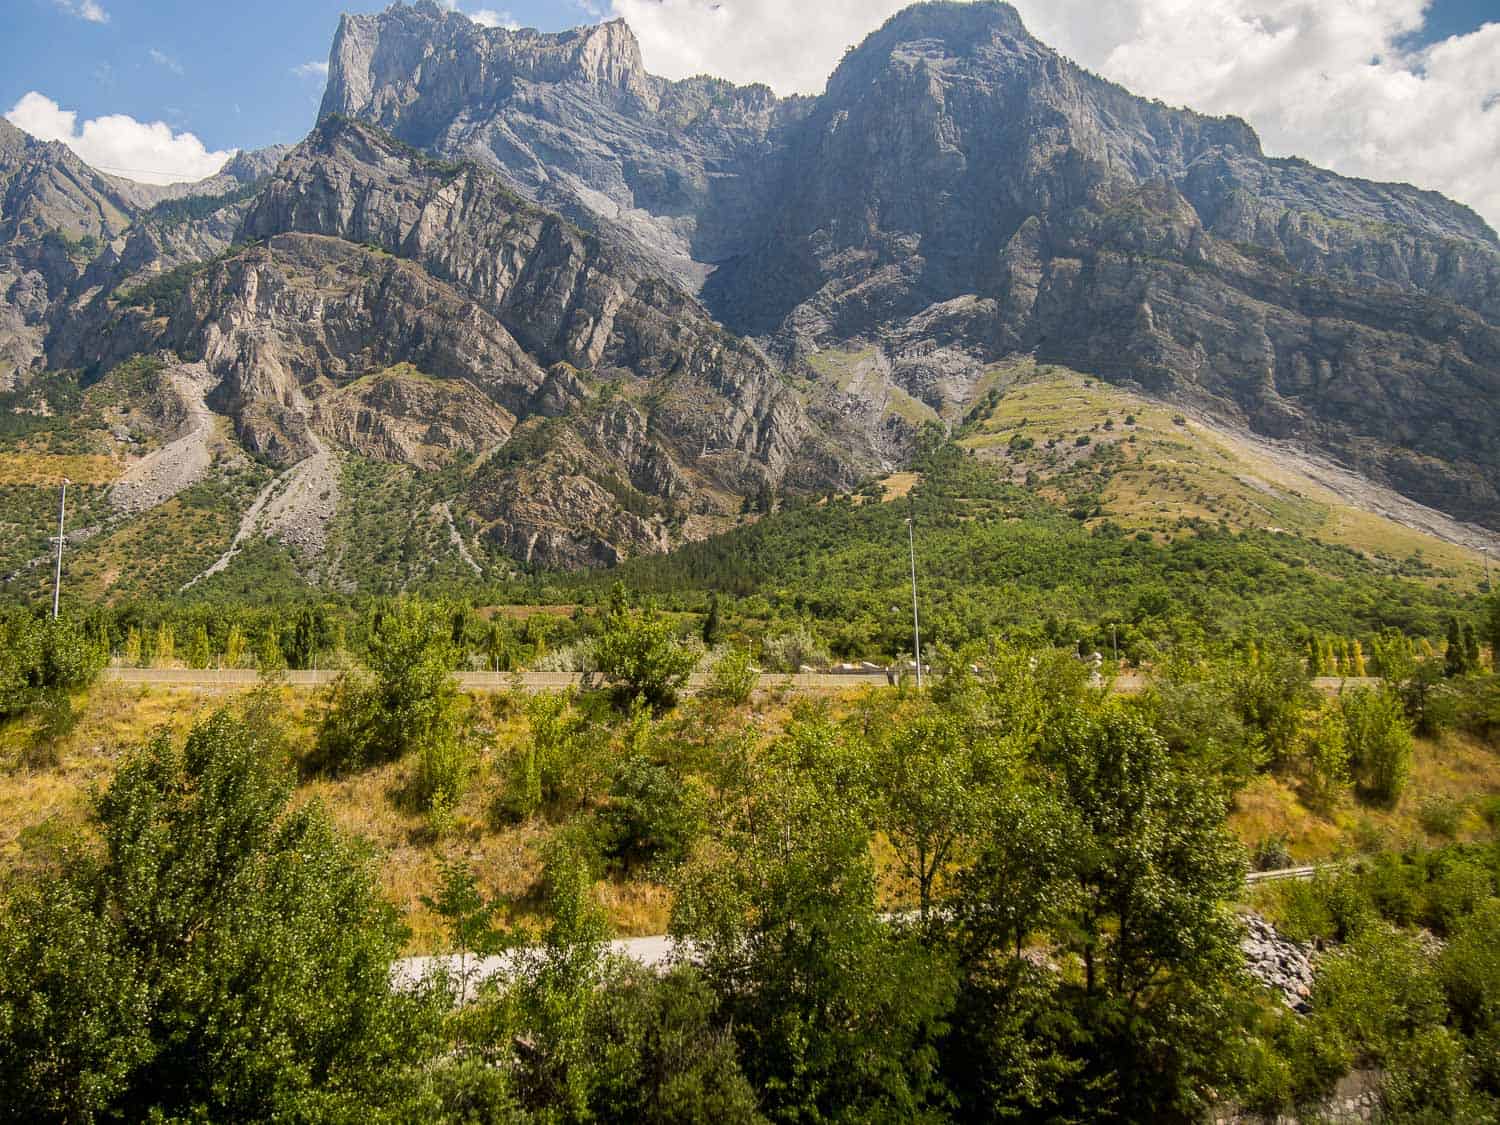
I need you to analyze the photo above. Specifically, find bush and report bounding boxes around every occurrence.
[1252,833,1293,872]
[581,964,761,1123]
[1299,708,1349,811]
[312,603,462,780]
[1310,924,1445,1065]
[0,612,106,723]
[311,602,469,814]
[411,722,477,832]
[1417,795,1464,839]
[495,691,608,823]
[1340,687,1414,805]
[1422,857,1493,936]
[594,589,698,710]
[761,622,830,674]
[704,647,757,707]
[596,755,703,875]
[23,689,78,770]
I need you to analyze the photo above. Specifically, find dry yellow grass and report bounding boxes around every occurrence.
[10,682,1495,953]
[961,360,1491,587]
[0,685,223,864]
[1230,730,1500,860]
[0,451,121,486]
[879,472,921,502]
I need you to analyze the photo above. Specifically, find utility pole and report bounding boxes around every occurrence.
[1112,623,1119,665]
[52,478,69,620]
[907,498,922,690]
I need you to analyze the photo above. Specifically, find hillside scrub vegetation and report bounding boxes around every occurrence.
[4,606,1500,1120]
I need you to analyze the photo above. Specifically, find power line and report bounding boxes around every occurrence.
[86,159,234,181]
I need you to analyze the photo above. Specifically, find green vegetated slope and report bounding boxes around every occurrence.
[3,350,1489,643]
[593,432,1473,658]
[955,358,1489,580]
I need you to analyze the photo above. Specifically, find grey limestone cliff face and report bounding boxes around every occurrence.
[237,117,821,494]
[0,119,137,388]
[322,0,1500,528]
[320,0,805,288]
[54,117,841,568]
[0,123,289,390]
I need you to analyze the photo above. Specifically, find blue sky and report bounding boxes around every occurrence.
[1406,0,1493,45]
[3,0,1497,227]
[1,1,595,160]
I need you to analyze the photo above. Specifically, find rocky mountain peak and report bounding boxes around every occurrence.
[833,0,1034,77]
[320,2,652,147]
[219,145,293,185]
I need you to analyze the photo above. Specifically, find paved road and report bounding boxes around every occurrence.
[391,864,1328,993]
[101,667,897,692]
[100,667,1377,696]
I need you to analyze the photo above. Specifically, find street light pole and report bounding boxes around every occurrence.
[52,478,69,620]
[907,502,922,691]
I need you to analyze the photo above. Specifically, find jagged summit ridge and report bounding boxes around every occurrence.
[321,2,654,137]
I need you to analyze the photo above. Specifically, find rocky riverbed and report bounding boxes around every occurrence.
[1241,913,1317,1013]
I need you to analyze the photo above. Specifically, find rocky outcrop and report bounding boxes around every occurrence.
[319,1,806,288]
[0,119,136,388]
[49,117,840,568]
[312,365,515,469]
[1241,914,1316,1013]
[323,0,1500,529]
[0,122,289,390]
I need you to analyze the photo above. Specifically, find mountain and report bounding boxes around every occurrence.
[42,116,838,575]
[0,120,287,390]
[1,0,1496,601]
[325,0,1500,528]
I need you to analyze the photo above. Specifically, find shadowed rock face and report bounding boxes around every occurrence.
[0,119,139,389]
[323,0,1500,528]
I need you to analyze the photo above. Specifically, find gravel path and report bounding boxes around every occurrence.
[392,936,680,999]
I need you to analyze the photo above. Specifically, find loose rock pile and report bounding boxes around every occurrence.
[1241,914,1316,1013]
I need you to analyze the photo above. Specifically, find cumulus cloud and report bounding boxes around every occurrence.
[469,8,520,29]
[5,92,233,186]
[53,0,108,23]
[292,60,330,79]
[609,0,1500,230]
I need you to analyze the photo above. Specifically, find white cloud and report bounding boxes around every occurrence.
[5,92,234,186]
[292,60,330,79]
[53,0,108,22]
[435,1,520,28]
[148,48,184,76]
[469,8,520,29]
[608,0,1500,230]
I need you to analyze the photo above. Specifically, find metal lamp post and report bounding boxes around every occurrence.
[52,478,69,620]
[906,500,922,690]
